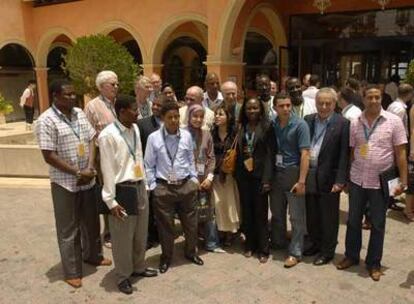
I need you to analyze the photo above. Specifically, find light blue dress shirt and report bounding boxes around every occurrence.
[144,127,198,190]
[310,115,332,168]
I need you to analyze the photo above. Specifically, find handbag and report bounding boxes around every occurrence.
[221,133,239,174]
[196,190,214,223]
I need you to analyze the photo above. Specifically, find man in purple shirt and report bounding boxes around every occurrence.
[337,84,407,281]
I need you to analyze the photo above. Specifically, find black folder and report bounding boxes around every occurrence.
[97,183,139,215]
[379,166,399,198]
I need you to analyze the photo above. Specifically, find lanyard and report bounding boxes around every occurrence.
[245,131,255,155]
[101,95,116,118]
[52,105,81,141]
[312,122,329,147]
[115,122,137,162]
[363,117,381,142]
[162,127,180,166]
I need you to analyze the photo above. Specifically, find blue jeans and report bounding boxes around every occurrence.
[204,219,220,251]
[345,182,388,269]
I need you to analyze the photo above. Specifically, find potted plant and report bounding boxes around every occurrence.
[0,93,14,124]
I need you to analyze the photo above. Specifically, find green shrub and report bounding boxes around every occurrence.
[0,93,14,115]
[63,34,140,97]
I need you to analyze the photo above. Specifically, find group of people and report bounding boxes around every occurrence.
[34,69,413,295]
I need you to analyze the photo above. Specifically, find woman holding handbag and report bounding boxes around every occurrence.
[235,97,276,263]
[211,105,241,246]
[186,104,225,253]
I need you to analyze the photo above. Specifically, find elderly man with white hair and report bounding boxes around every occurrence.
[179,86,215,130]
[149,73,162,102]
[84,70,119,134]
[135,76,154,120]
[303,88,349,266]
[221,81,239,124]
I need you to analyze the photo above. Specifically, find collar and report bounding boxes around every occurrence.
[163,126,181,138]
[275,113,297,129]
[360,109,387,125]
[395,98,407,108]
[52,104,77,120]
[204,91,223,103]
[341,103,354,115]
[115,120,135,133]
[316,113,333,124]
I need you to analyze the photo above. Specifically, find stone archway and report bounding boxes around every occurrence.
[0,43,36,121]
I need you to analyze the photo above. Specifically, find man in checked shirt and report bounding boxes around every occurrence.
[35,79,111,289]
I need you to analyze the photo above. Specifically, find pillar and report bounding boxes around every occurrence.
[34,67,49,113]
[141,64,164,77]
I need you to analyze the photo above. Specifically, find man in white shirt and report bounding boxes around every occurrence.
[20,80,36,130]
[302,74,320,101]
[180,86,214,130]
[286,77,317,118]
[387,84,413,136]
[202,72,223,111]
[99,95,157,295]
[338,87,362,121]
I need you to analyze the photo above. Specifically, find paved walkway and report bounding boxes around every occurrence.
[1,181,414,304]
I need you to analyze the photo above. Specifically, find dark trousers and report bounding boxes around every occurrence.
[237,174,269,256]
[147,192,159,245]
[306,192,340,258]
[345,182,388,269]
[152,179,198,262]
[23,105,34,124]
[50,183,103,279]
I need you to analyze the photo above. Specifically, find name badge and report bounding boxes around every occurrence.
[244,157,254,172]
[133,164,143,178]
[77,142,85,157]
[310,149,318,162]
[275,154,283,167]
[359,143,369,159]
[196,162,205,176]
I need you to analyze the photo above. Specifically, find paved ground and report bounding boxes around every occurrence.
[1,179,414,304]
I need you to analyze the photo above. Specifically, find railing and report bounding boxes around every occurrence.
[32,0,82,7]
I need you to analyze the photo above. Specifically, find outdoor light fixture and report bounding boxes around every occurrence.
[372,0,391,10]
[313,0,332,15]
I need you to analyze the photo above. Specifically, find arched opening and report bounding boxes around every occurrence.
[0,43,36,121]
[108,29,143,65]
[243,31,277,92]
[162,37,207,100]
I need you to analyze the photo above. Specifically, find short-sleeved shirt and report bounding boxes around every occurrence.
[84,95,116,135]
[274,114,311,167]
[35,106,96,192]
[350,110,407,189]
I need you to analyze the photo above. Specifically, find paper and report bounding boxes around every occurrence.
[388,177,400,197]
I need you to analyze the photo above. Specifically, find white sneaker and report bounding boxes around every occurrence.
[210,248,226,254]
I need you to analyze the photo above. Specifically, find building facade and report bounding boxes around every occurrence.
[0,0,412,120]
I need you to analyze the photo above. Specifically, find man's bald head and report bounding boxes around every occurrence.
[150,73,162,93]
[221,81,238,107]
[205,72,220,97]
[185,86,204,106]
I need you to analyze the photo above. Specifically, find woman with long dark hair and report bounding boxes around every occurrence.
[235,97,275,263]
[211,105,241,246]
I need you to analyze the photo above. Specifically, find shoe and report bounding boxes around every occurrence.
[303,246,320,256]
[131,268,158,278]
[244,250,253,258]
[84,257,112,266]
[336,257,358,270]
[369,268,383,281]
[65,278,82,288]
[284,256,300,268]
[313,255,333,266]
[118,279,133,295]
[208,248,226,253]
[159,261,170,274]
[258,255,269,264]
[104,233,112,249]
[185,255,204,266]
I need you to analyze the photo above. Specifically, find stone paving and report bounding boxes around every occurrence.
[1,180,414,304]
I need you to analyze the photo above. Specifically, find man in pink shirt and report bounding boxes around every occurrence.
[337,84,408,281]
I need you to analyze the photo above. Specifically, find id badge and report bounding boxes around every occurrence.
[133,164,143,178]
[196,162,205,176]
[275,154,283,167]
[168,171,178,184]
[77,142,85,157]
[359,143,369,159]
[244,157,254,172]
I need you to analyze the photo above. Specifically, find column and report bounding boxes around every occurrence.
[34,67,49,113]
[204,58,245,90]
[141,64,164,77]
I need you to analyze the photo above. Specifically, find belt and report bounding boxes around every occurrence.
[118,180,141,186]
[156,176,190,186]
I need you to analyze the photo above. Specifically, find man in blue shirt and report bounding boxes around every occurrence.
[270,93,311,268]
[145,101,203,273]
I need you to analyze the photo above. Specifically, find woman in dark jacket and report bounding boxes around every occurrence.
[235,97,276,263]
